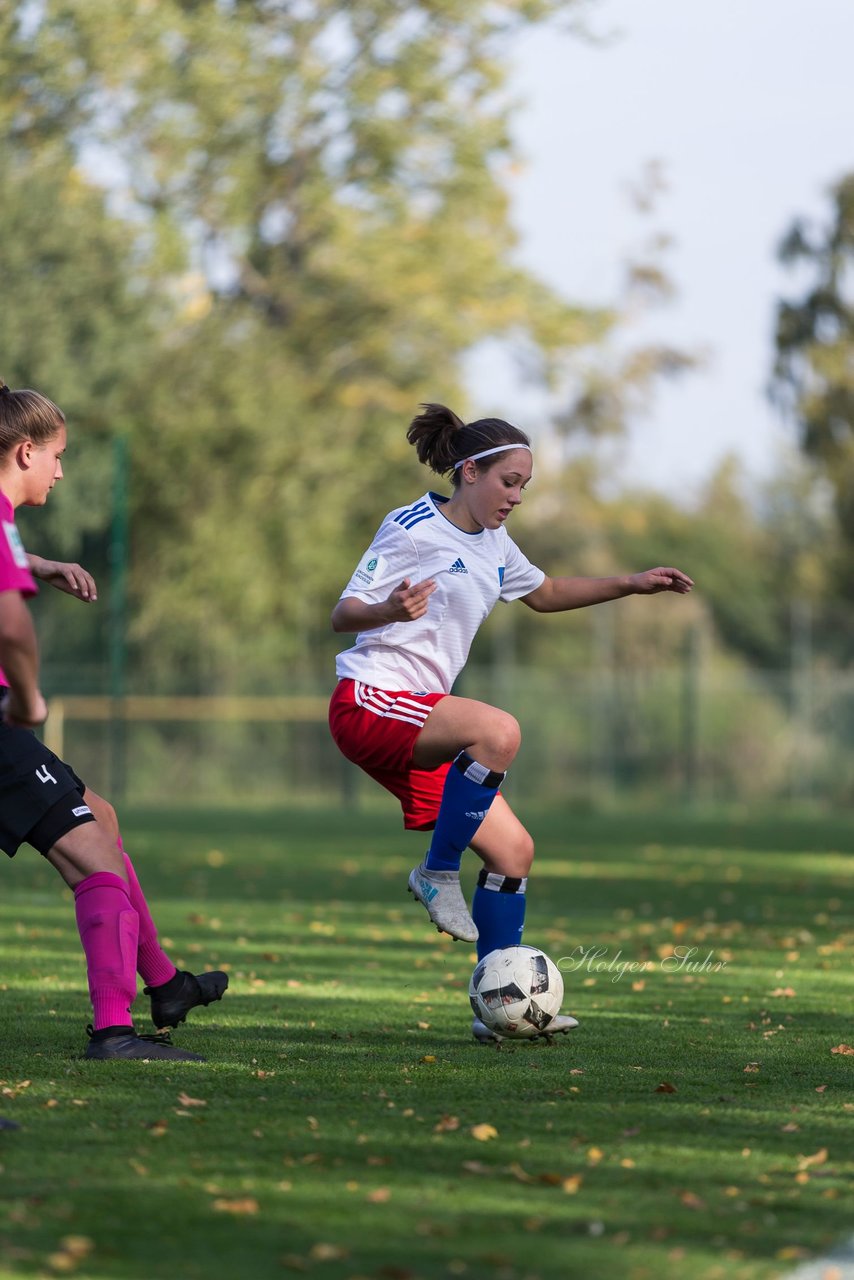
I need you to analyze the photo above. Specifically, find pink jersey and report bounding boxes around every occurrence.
[0,491,38,687]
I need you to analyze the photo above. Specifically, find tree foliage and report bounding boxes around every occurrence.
[3,2,834,696]
[772,173,854,588]
[3,0,608,684]
[556,162,700,442]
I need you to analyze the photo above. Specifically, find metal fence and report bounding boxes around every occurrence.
[40,661,854,811]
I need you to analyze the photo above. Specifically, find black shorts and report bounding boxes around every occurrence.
[0,722,94,858]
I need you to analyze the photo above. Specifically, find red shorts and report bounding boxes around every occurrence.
[328,678,450,830]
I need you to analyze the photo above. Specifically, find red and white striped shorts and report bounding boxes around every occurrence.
[328,678,449,830]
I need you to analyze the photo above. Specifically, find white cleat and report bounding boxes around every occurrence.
[472,1012,580,1044]
[407,861,479,943]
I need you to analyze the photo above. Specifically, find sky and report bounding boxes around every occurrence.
[467,0,853,498]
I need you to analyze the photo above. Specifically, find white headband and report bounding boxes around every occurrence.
[453,443,532,470]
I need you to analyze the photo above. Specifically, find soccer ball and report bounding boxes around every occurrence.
[469,945,564,1038]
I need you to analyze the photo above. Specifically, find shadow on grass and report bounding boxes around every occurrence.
[2,806,852,1280]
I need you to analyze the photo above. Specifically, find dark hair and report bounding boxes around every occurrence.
[407,403,530,485]
[0,378,65,458]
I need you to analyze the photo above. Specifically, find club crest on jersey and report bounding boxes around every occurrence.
[448,558,468,574]
[353,552,386,587]
[498,566,505,586]
[3,521,29,570]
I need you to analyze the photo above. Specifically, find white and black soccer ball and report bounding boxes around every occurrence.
[469,945,564,1038]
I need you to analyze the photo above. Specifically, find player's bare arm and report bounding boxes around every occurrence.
[0,590,47,726]
[521,566,694,613]
[27,554,98,602]
[331,577,437,632]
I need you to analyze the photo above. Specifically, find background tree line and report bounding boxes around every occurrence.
[0,0,850,700]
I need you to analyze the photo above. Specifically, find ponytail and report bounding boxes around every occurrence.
[407,403,531,486]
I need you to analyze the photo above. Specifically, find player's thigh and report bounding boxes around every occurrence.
[412,695,521,771]
[468,795,534,878]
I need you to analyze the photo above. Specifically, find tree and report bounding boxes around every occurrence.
[4,0,608,684]
[0,146,162,687]
[772,173,854,590]
[555,161,699,444]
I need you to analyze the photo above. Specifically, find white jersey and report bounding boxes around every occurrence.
[335,491,545,694]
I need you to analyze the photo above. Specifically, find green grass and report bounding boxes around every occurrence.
[2,804,854,1280]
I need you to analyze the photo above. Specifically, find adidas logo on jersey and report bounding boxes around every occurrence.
[448,558,468,574]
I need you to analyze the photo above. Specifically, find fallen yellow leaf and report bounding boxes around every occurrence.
[59,1237,93,1259]
[47,1254,75,1273]
[797,1148,828,1172]
[309,1244,347,1261]
[212,1198,259,1215]
[679,1190,705,1209]
[470,1123,499,1142]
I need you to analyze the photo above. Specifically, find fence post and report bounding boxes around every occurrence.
[790,598,812,801]
[592,606,617,803]
[681,623,701,804]
[109,435,129,801]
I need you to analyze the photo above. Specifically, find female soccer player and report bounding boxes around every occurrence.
[0,377,226,1060]
[329,403,693,1042]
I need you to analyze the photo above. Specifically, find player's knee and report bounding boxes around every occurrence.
[482,712,521,769]
[47,820,127,885]
[512,830,535,878]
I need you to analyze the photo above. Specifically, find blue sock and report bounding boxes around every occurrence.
[423,751,505,873]
[472,871,527,959]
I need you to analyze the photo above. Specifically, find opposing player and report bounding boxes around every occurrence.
[0,377,227,1060]
[329,403,693,1042]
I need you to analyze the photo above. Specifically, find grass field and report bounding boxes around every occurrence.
[1,803,853,1280]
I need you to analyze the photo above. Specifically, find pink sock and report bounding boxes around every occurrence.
[118,838,177,989]
[73,871,139,1031]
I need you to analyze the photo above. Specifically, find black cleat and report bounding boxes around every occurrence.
[85,1027,205,1061]
[145,969,229,1029]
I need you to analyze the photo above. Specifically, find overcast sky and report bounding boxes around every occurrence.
[467,0,852,498]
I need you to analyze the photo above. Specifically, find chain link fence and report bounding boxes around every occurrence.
[39,658,854,811]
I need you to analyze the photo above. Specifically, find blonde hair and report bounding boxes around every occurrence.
[0,378,66,459]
